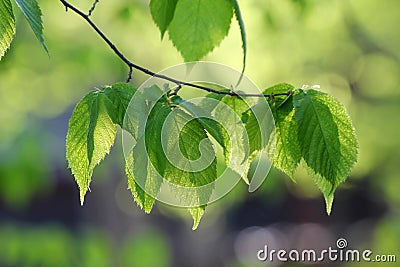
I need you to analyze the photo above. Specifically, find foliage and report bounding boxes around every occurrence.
[0,0,359,230]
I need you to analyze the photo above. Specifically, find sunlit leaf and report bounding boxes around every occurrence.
[294,89,358,213]
[204,94,250,183]
[66,91,117,205]
[103,83,136,127]
[168,0,233,61]
[0,0,15,60]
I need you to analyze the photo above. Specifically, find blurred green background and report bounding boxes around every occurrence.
[0,0,399,266]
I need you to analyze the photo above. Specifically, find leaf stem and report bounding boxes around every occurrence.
[59,0,290,99]
[88,0,99,17]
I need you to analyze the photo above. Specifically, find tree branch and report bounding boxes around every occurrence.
[59,0,291,99]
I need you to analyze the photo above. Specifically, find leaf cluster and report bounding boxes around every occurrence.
[66,83,358,229]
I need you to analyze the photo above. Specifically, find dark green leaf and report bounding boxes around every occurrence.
[150,0,178,39]
[125,141,162,213]
[103,83,136,126]
[13,0,47,53]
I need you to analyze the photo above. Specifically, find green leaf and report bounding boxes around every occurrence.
[162,111,217,187]
[66,91,117,205]
[198,117,228,150]
[269,95,301,179]
[162,110,217,229]
[243,83,299,179]
[263,83,295,95]
[125,142,162,213]
[294,89,358,213]
[168,0,233,61]
[204,94,250,183]
[103,83,136,126]
[0,0,15,60]
[177,98,228,150]
[13,0,47,53]
[141,102,217,229]
[189,206,205,230]
[150,0,178,39]
[243,101,274,156]
[124,101,168,214]
[231,0,247,84]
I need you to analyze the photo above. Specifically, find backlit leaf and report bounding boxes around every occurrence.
[168,0,233,61]
[294,89,358,213]
[66,91,117,205]
[0,0,15,60]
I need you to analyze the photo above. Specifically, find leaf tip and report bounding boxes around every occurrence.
[192,223,200,231]
[192,216,201,230]
[190,207,205,231]
[324,193,334,215]
[143,205,153,214]
[80,192,86,206]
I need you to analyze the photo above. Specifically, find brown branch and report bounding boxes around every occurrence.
[59,0,292,99]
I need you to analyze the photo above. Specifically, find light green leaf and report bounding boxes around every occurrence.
[244,83,299,179]
[125,143,162,213]
[189,206,205,230]
[66,91,117,205]
[124,101,168,213]
[294,89,358,213]
[163,112,216,229]
[269,95,301,179]
[231,0,247,84]
[263,83,295,96]
[13,0,47,53]
[144,103,217,229]
[243,101,274,157]
[198,117,228,150]
[0,0,15,60]
[168,0,233,61]
[177,98,228,150]
[205,94,250,183]
[150,0,178,39]
[263,82,295,108]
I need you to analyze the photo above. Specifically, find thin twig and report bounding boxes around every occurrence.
[88,0,99,16]
[126,66,133,83]
[59,0,291,99]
